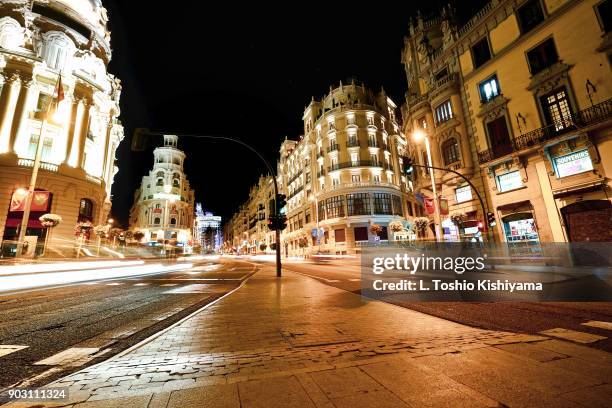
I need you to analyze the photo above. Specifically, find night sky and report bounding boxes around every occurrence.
[103,1,488,227]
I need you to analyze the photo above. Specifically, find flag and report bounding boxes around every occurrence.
[55,74,64,103]
[424,197,435,215]
[31,191,50,212]
[439,198,449,215]
[10,189,28,212]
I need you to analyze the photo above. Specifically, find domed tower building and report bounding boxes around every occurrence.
[279,81,413,257]
[0,0,124,255]
[129,135,195,246]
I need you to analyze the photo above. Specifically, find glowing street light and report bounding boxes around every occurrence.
[412,129,442,242]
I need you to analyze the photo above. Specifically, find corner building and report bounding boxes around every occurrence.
[402,0,612,243]
[280,81,412,256]
[0,0,124,254]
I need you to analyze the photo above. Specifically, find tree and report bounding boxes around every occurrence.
[133,231,145,242]
[413,217,430,238]
[259,243,267,251]
[388,220,405,233]
[370,223,383,236]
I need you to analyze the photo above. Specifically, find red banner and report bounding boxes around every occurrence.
[424,197,435,215]
[439,198,449,215]
[10,190,50,212]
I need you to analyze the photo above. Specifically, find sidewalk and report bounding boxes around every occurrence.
[5,266,611,408]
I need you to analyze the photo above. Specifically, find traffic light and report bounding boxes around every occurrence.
[402,157,414,175]
[275,194,287,215]
[487,212,496,227]
[267,214,287,231]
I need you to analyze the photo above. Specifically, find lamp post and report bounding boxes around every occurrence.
[413,129,442,241]
[309,195,320,253]
[16,76,66,257]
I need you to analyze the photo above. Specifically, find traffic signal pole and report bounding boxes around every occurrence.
[405,161,493,241]
[132,129,283,276]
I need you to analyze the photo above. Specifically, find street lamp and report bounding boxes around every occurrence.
[413,129,442,242]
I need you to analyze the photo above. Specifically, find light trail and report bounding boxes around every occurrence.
[0,260,145,276]
[0,263,193,293]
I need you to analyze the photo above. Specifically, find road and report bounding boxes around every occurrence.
[0,258,256,390]
[279,259,612,352]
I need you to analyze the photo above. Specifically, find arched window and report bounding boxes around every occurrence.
[172,178,180,187]
[78,198,93,221]
[154,217,160,225]
[170,218,177,225]
[41,31,75,71]
[0,17,24,50]
[156,178,163,186]
[442,138,460,165]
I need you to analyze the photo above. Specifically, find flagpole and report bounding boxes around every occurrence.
[15,73,62,257]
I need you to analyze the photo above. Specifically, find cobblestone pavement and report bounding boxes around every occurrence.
[4,265,612,407]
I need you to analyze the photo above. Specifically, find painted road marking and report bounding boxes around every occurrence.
[164,284,213,294]
[106,282,124,286]
[581,321,612,331]
[540,328,607,343]
[133,283,149,286]
[160,283,178,287]
[0,345,28,358]
[34,347,100,366]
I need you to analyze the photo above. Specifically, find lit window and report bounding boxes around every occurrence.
[479,75,500,103]
[434,100,453,124]
[455,186,472,203]
[554,149,593,178]
[541,88,572,131]
[351,174,361,183]
[497,170,523,192]
[442,138,460,165]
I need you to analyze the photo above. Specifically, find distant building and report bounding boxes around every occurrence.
[129,135,195,246]
[193,204,222,252]
[0,0,124,255]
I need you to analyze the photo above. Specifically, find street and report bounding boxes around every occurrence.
[0,258,256,390]
[280,259,612,352]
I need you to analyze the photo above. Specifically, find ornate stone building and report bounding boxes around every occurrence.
[402,0,612,243]
[129,135,195,246]
[225,82,414,257]
[0,0,124,255]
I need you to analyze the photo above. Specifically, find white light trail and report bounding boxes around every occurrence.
[0,263,193,293]
[0,260,145,276]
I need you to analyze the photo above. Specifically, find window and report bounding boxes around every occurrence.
[541,88,573,131]
[373,193,392,215]
[28,135,53,161]
[434,100,453,124]
[318,200,326,220]
[442,138,460,165]
[472,37,492,68]
[156,178,164,186]
[41,31,75,71]
[78,198,93,221]
[486,116,513,156]
[351,175,361,183]
[170,218,177,225]
[354,226,369,241]
[596,0,612,33]
[391,195,403,216]
[479,75,500,103]
[36,93,52,113]
[497,170,523,192]
[370,154,379,166]
[554,149,594,178]
[154,217,160,225]
[417,116,428,130]
[332,177,340,186]
[434,67,449,81]
[517,0,545,34]
[172,178,180,187]
[351,152,359,165]
[373,174,381,183]
[325,196,345,218]
[527,38,558,75]
[455,186,472,203]
[334,229,346,243]
[0,17,24,49]
[347,193,370,215]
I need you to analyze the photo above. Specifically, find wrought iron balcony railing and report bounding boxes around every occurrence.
[477,98,612,164]
[346,139,360,148]
[328,160,383,172]
[326,143,339,153]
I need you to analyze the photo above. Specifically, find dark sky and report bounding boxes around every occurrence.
[103,1,488,227]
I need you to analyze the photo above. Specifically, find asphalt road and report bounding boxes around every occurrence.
[0,259,256,390]
[280,260,612,352]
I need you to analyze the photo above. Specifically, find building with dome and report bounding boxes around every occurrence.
[0,0,124,256]
[129,135,195,247]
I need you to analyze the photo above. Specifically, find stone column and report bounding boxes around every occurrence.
[0,73,20,153]
[76,99,91,169]
[67,98,85,167]
[63,97,79,163]
[101,121,113,180]
[9,75,35,154]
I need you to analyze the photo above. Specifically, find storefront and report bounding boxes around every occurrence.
[501,212,539,243]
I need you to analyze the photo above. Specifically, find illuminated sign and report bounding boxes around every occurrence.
[554,150,593,178]
[455,186,472,203]
[496,171,522,192]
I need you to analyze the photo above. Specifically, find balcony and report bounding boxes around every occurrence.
[317,169,326,178]
[346,139,360,148]
[478,98,612,164]
[368,140,378,147]
[287,171,302,185]
[317,149,324,159]
[17,159,58,172]
[328,160,383,172]
[326,143,339,153]
[288,185,304,200]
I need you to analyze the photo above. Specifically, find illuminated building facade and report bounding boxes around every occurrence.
[129,135,195,245]
[402,0,612,243]
[193,203,222,252]
[0,0,124,255]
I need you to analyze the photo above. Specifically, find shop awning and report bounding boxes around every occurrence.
[4,219,43,228]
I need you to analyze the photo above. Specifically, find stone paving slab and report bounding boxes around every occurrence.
[2,265,612,408]
[539,328,607,343]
